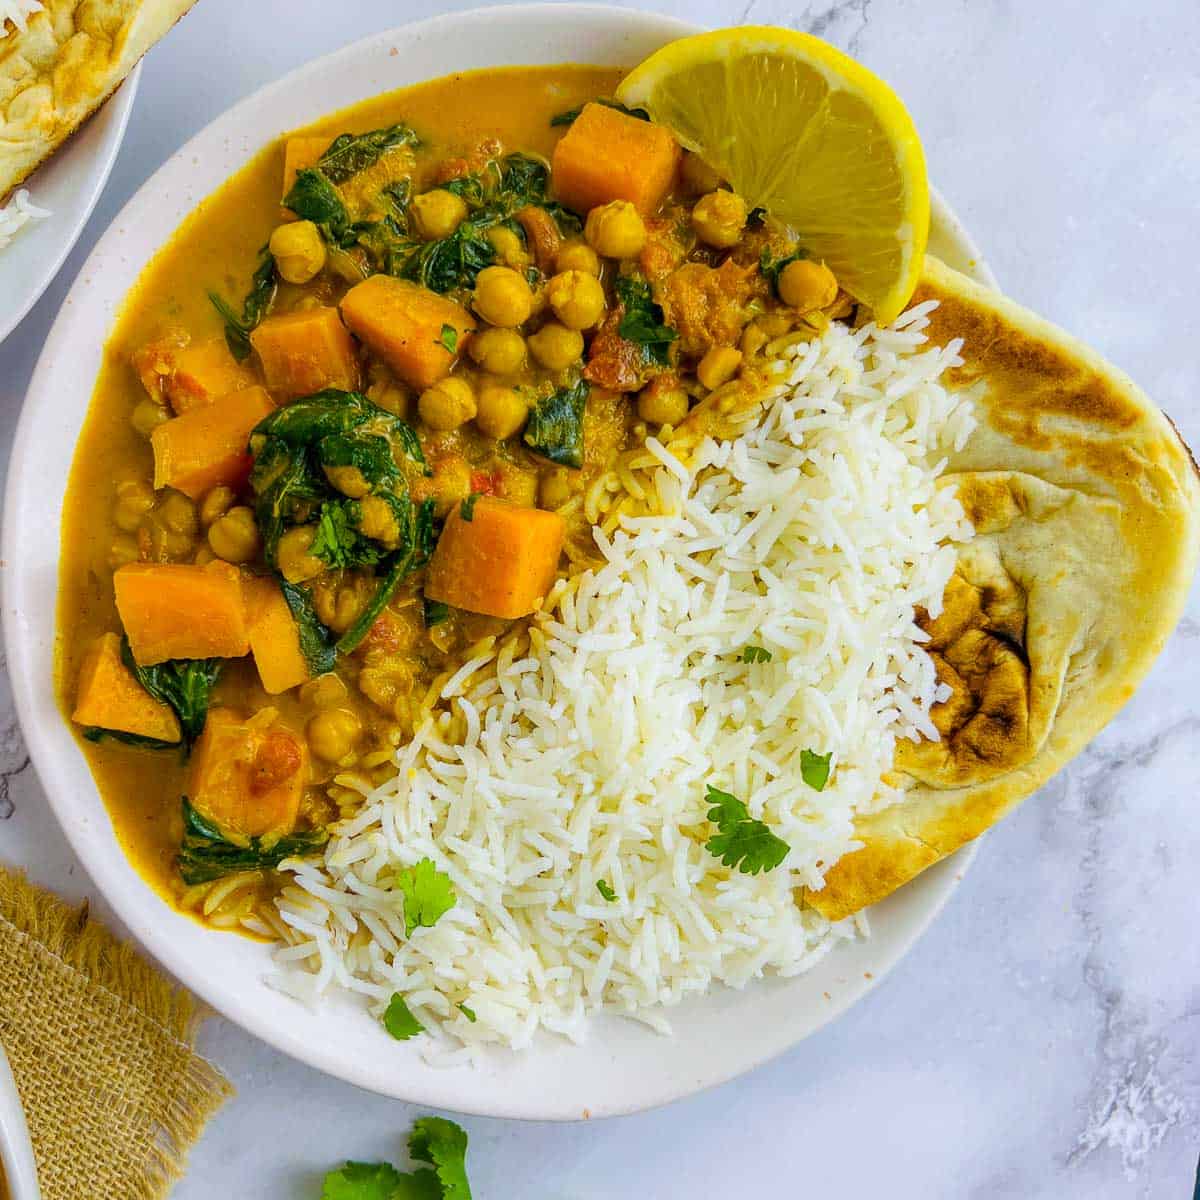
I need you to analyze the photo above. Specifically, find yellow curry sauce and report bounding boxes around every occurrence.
[56,65,846,923]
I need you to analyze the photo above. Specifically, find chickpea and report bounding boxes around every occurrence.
[418,376,477,431]
[276,525,324,583]
[158,490,198,537]
[696,346,744,390]
[207,505,261,564]
[299,673,349,710]
[528,322,584,370]
[421,455,473,517]
[131,399,168,436]
[268,220,327,284]
[193,545,216,565]
[546,270,606,330]
[555,240,601,276]
[637,378,690,426]
[691,190,748,249]
[315,579,370,633]
[538,467,577,510]
[367,380,411,418]
[584,201,647,259]
[357,494,401,546]
[486,225,530,269]
[307,708,363,763]
[107,533,139,570]
[112,478,155,533]
[472,266,534,327]
[475,383,529,440]
[778,259,839,313]
[410,189,468,241]
[681,151,724,194]
[469,327,526,376]
[199,485,236,528]
[324,464,371,499]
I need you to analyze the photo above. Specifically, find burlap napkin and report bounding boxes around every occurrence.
[0,869,233,1199]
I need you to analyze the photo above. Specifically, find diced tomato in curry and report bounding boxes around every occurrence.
[56,66,849,924]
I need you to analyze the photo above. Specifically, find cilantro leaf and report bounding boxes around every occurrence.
[595,879,617,902]
[741,645,772,663]
[760,245,807,294]
[438,323,458,354]
[310,500,384,571]
[409,1117,472,1200]
[458,1003,477,1023]
[703,784,790,875]
[382,993,425,1041]
[801,748,833,792]
[615,275,677,367]
[321,1161,406,1200]
[396,858,457,938]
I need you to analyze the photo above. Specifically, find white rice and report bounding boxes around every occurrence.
[0,188,51,251]
[274,302,979,1054]
[0,0,41,35]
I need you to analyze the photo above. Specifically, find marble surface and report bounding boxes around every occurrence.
[2,0,1198,1195]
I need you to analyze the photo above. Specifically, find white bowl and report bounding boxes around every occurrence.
[3,5,994,1120]
[0,64,141,345]
[0,1041,40,1200]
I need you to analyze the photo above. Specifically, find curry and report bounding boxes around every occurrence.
[56,64,850,927]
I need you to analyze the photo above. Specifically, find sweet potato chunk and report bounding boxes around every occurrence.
[250,307,360,398]
[189,708,307,839]
[340,275,474,391]
[425,497,565,620]
[166,337,258,414]
[151,385,275,500]
[245,576,310,695]
[552,103,681,215]
[72,632,181,743]
[114,561,250,666]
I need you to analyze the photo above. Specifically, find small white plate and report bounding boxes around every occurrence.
[0,1041,40,1200]
[4,5,993,1120]
[0,63,141,345]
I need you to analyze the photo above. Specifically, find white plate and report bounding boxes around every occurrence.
[0,64,141,345]
[0,1041,40,1200]
[3,5,995,1120]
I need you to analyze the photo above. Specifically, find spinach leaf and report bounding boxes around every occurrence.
[523,380,588,468]
[318,431,401,488]
[422,596,450,627]
[335,498,435,656]
[615,275,677,367]
[207,247,277,361]
[176,797,328,886]
[82,727,178,752]
[459,492,481,522]
[549,97,650,127]
[760,245,807,293]
[120,640,221,751]
[284,168,357,247]
[397,224,496,294]
[317,123,420,185]
[277,577,338,677]
[249,437,326,563]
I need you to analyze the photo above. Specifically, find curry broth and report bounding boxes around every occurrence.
[56,66,625,903]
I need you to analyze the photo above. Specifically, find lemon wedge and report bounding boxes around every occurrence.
[616,27,930,324]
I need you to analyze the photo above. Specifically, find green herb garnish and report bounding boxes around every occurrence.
[207,246,277,361]
[703,784,790,876]
[741,645,772,663]
[176,798,327,885]
[438,323,458,354]
[523,379,588,468]
[615,275,677,367]
[760,246,807,294]
[458,1004,476,1024]
[395,857,457,938]
[410,1118,471,1200]
[800,748,833,792]
[459,492,481,522]
[382,993,425,1041]
[595,879,617,903]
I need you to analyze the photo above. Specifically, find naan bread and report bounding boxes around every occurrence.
[0,0,195,200]
[805,256,1200,919]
